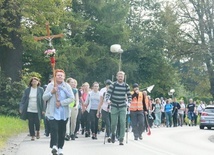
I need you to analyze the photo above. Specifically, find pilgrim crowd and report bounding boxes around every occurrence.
[19,69,209,155]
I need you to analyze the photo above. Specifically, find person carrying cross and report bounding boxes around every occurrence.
[43,69,74,155]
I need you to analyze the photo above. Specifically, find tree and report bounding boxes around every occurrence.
[0,0,22,81]
[70,0,131,84]
[159,0,214,98]
[123,0,180,97]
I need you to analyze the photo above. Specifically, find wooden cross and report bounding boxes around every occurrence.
[34,22,64,96]
[34,22,63,46]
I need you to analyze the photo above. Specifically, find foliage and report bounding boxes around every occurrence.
[1,0,214,118]
[0,71,26,116]
[21,69,42,86]
[160,0,214,98]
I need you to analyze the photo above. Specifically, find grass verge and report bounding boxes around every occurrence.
[0,115,28,149]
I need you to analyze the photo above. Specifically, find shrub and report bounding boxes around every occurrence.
[0,75,26,116]
[0,70,42,116]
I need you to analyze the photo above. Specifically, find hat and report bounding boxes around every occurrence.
[105,79,112,85]
[133,83,139,88]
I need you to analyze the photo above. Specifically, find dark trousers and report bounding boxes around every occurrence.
[130,111,145,138]
[102,109,111,137]
[27,112,40,136]
[81,111,90,133]
[89,110,99,134]
[44,116,50,136]
[194,114,198,125]
[172,112,178,127]
[49,119,67,149]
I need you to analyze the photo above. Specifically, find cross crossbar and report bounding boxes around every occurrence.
[34,22,64,42]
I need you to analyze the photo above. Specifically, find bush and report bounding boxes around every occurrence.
[0,70,42,117]
[0,75,26,116]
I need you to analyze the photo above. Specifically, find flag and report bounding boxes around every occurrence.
[147,85,155,93]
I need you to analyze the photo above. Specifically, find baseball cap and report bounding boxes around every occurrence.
[105,79,112,85]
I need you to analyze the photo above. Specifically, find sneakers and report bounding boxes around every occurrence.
[75,133,78,138]
[58,148,63,155]
[51,146,58,155]
[92,134,97,140]
[111,134,115,143]
[107,137,111,143]
[81,129,85,135]
[31,136,35,141]
[139,135,143,140]
[134,137,138,140]
[101,128,105,132]
[70,134,75,140]
[36,131,40,139]
[65,134,70,141]
[85,132,90,137]
[119,141,124,145]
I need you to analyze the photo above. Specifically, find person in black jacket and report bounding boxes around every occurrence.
[171,98,181,127]
[19,77,44,141]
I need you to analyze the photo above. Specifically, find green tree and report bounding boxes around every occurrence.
[123,0,180,97]
[159,0,213,98]
[70,0,131,85]
[0,0,22,81]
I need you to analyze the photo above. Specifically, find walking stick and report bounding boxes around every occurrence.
[124,75,129,144]
[126,113,129,143]
[104,129,107,144]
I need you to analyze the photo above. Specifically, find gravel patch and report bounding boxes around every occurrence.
[0,133,27,155]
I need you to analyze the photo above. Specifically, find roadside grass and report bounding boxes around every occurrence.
[0,116,28,149]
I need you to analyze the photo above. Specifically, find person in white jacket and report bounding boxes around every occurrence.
[43,69,74,155]
[197,101,205,116]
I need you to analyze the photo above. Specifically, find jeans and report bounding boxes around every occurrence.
[27,112,40,136]
[165,112,172,127]
[178,113,184,126]
[49,119,67,149]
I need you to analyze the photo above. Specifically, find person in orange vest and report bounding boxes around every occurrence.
[130,83,148,140]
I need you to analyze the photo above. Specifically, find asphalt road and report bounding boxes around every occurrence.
[2,126,214,155]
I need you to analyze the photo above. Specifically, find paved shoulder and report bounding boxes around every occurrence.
[0,132,27,155]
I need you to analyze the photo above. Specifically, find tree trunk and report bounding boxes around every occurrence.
[206,58,214,99]
[0,0,22,82]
